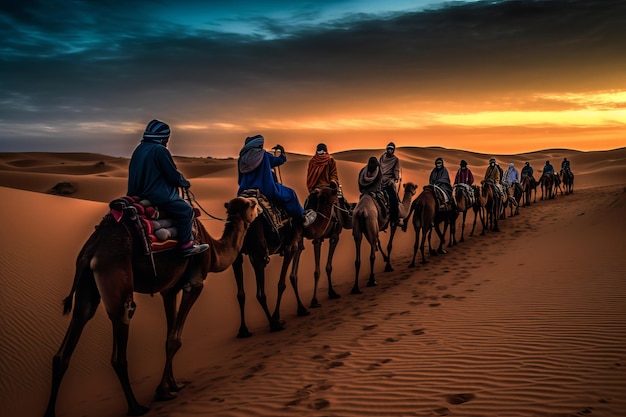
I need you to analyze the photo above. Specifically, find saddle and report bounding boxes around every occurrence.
[108,196,201,254]
[431,184,453,210]
[365,190,389,219]
[239,189,290,240]
[455,183,475,206]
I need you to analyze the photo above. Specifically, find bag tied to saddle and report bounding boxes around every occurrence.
[109,196,201,254]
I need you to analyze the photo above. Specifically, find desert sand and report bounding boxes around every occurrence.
[1,146,625,417]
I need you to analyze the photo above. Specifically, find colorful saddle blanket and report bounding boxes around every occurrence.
[239,189,289,238]
[108,196,200,254]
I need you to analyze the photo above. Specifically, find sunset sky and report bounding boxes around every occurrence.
[1,0,625,158]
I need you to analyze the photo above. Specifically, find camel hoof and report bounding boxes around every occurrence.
[438,249,447,255]
[169,381,186,392]
[384,264,394,272]
[129,404,151,416]
[351,288,362,295]
[310,300,322,308]
[297,307,310,317]
[270,322,286,332]
[328,291,341,300]
[367,280,378,287]
[237,330,253,338]
[155,388,177,402]
[408,262,415,268]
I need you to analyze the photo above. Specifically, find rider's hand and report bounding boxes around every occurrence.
[272,144,285,154]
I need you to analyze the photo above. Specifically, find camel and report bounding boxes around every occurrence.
[452,183,486,243]
[351,182,417,294]
[505,182,522,216]
[538,173,554,200]
[231,199,309,338]
[481,180,505,232]
[552,172,563,196]
[520,174,537,206]
[303,186,353,307]
[43,196,260,417]
[403,185,456,267]
[561,170,574,195]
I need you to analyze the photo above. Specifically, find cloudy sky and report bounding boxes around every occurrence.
[1,0,625,158]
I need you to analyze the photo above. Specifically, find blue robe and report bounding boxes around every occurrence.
[238,151,304,218]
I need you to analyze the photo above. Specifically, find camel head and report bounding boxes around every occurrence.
[225,196,261,225]
[403,181,418,197]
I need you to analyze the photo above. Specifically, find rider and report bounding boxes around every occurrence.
[128,119,209,257]
[306,143,349,210]
[484,157,503,183]
[521,161,536,183]
[542,160,555,178]
[358,156,383,194]
[484,157,505,199]
[504,162,520,186]
[379,142,402,226]
[429,157,455,209]
[237,134,316,227]
[560,157,571,175]
[453,159,474,186]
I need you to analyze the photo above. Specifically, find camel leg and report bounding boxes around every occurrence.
[421,227,430,264]
[325,235,341,300]
[155,276,203,401]
[460,211,467,241]
[435,221,448,254]
[310,239,323,308]
[367,239,378,287]
[286,242,309,318]
[250,255,283,333]
[90,257,148,417]
[232,253,252,338]
[408,225,419,268]
[384,225,397,272]
[352,232,363,294]
[44,276,100,417]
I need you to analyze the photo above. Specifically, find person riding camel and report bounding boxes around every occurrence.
[358,156,383,194]
[379,142,402,226]
[128,119,209,257]
[542,160,555,178]
[521,161,536,183]
[429,157,455,210]
[306,143,350,210]
[560,157,571,175]
[484,157,505,199]
[454,159,474,186]
[504,162,520,186]
[237,134,316,227]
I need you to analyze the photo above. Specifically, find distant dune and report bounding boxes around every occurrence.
[1,147,625,417]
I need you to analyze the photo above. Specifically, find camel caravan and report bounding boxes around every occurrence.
[43,123,575,417]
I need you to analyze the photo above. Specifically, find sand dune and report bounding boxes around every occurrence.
[1,147,625,417]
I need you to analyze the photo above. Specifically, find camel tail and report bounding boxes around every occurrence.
[63,225,101,315]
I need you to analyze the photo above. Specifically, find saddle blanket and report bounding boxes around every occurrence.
[109,196,200,253]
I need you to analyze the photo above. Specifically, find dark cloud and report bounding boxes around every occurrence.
[1,0,625,154]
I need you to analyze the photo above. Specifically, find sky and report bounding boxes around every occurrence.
[1,0,625,158]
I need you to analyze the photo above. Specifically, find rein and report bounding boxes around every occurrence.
[183,189,226,222]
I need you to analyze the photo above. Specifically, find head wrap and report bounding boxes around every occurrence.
[460,159,467,167]
[386,142,396,150]
[239,135,266,174]
[489,157,496,163]
[143,119,170,142]
[546,160,550,164]
[359,157,381,189]
[435,157,443,164]
[316,143,328,153]
[509,162,515,167]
